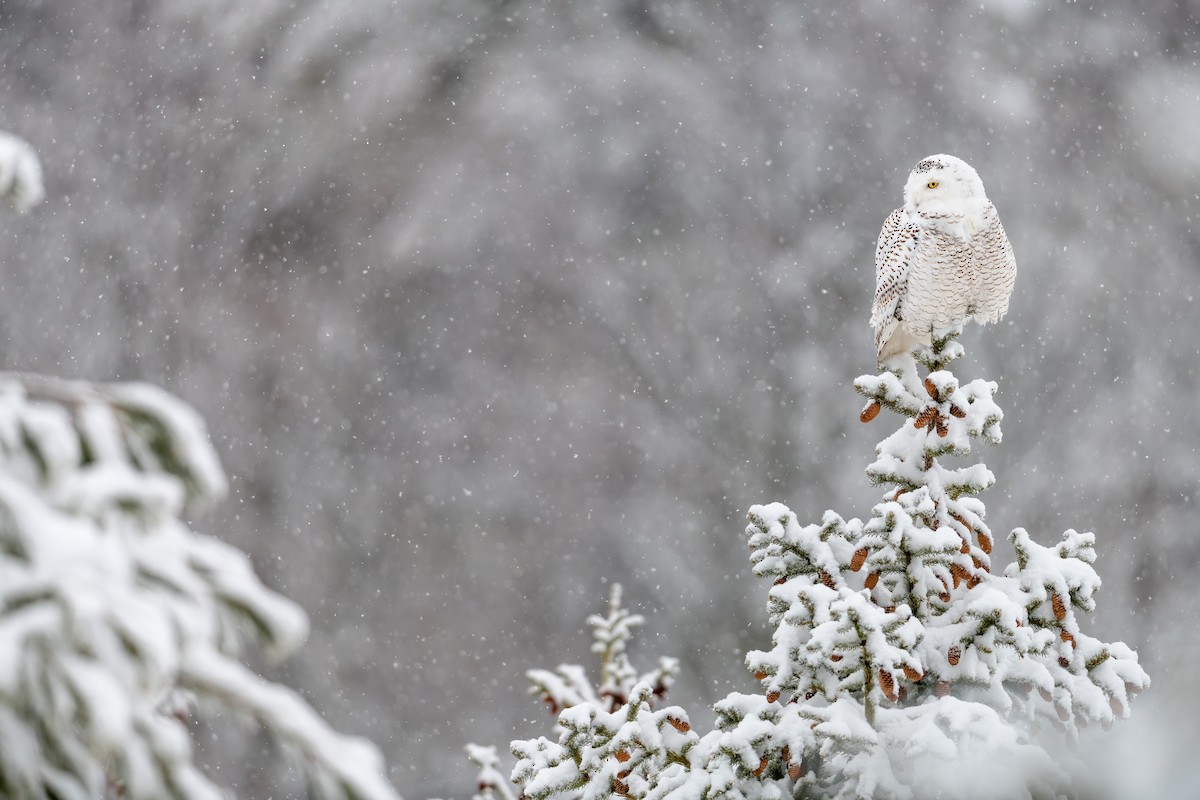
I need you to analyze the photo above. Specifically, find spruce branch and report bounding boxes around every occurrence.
[466,745,518,800]
[0,375,400,800]
[589,584,644,710]
[914,327,966,372]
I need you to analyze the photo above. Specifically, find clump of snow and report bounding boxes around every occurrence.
[0,131,43,213]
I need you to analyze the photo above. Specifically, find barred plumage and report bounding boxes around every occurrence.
[870,155,1016,365]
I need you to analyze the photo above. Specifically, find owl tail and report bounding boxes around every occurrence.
[875,322,922,368]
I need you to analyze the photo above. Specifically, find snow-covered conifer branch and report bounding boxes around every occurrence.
[526,584,678,717]
[0,375,400,800]
[0,132,43,213]
[467,744,519,800]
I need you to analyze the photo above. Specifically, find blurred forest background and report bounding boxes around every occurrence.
[0,0,1197,796]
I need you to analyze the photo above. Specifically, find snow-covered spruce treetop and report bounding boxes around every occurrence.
[468,585,680,800]
[492,333,1147,800]
[0,374,401,800]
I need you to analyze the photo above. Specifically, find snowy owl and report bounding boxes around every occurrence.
[870,154,1016,366]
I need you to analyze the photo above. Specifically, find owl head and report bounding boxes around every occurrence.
[903,154,988,217]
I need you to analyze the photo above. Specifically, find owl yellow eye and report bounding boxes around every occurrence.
[927,180,939,189]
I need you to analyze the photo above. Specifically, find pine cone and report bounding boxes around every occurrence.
[850,547,868,572]
[766,691,781,704]
[977,531,993,554]
[830,653,843,663]
[865,572,880,590]
[935,417,949,437]
[773,576,786,586]
[667,715,690,733]
[617,769,631,780]
[613,779,630,796]
[949,404,966,418]
[781,746,790,763]
[616,750,631,763]
[903,664,923,682]
[1058,656,1071,669]
[860,401,882,423]
[804,689,816,700]
[947,645,961,666]
[950,563,967,588]
[936,681,950,698]
[788,762,804,781]
[1061,630,1076,648]
[914,407,935,429]
[938,590,951,603]
[924,377,939,400]
[754,670,769,681]
[754,756,768,777]
[879,669,897,701]
[1052,592,1067,620]
[960,538,970,554]
[819,571,836,589]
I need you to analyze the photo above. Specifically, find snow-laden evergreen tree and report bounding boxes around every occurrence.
[0,134,400,800]
[494,334,1148,800]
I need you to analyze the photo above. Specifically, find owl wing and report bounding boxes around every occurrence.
[870,207,920,354]
[973,202,1017,323]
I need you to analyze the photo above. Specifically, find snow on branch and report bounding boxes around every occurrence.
[467,744,518,800]
[0,131,43,213]
[0,375,400,800]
